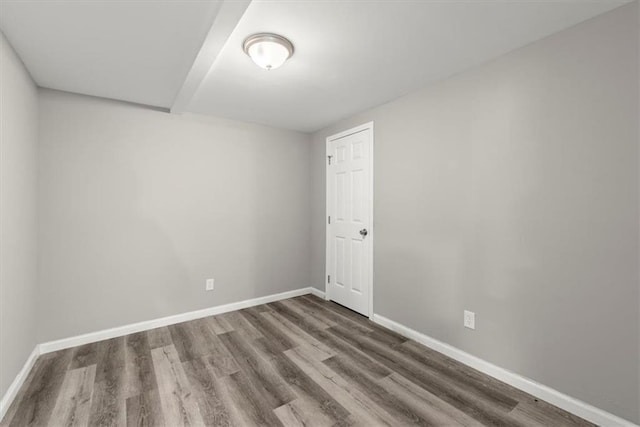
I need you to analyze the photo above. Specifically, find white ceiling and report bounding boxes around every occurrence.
[0,0,629,132]
[0,0,222,107]
[188,0,628,132]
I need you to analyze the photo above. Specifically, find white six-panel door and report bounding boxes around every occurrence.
[326,123,373,317]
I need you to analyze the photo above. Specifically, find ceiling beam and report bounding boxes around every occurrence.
[170,0,251,114]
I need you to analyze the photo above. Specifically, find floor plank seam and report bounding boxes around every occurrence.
[3,295,596,427]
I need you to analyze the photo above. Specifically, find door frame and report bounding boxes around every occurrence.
[325,121,374,319]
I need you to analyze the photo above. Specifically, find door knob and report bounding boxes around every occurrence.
[359,229,368,237]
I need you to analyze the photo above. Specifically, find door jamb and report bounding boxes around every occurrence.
[325,121,374,319]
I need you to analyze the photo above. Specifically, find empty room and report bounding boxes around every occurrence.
[0,0,638,426]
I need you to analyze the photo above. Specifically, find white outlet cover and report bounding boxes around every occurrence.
[206,278,214,291]
[464,310,475,330]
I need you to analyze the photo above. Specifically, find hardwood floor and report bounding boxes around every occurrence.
[2,295,594,426]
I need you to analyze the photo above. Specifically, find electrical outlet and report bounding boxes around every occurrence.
[464,310,475,330]
[206,278,214,291]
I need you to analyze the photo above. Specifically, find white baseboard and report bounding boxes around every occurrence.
[0,345,40,422]
[7,290,633,427]
[40,287,315,354]
[2,286,316,422]
[308,287,326,299]
[372,314,638,427]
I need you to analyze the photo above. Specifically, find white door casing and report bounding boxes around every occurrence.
[326,122,373,317]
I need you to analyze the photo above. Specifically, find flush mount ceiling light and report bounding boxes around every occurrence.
[243,33,294,70]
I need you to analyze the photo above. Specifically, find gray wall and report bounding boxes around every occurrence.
[38,89,311,342]
[311,3,639,422]
[0,32,39,398]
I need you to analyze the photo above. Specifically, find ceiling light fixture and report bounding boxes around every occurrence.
[243,33,294,70]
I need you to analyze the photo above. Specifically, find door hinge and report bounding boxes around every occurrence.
[328,216,331,224]
[327,155,332,165]
[327,275,331,284]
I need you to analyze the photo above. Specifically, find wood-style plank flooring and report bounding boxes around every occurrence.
[2,295,594,426]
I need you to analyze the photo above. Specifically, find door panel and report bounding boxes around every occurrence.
[351,239,363,293]
[335,237,346,287]
[327,125,372,316]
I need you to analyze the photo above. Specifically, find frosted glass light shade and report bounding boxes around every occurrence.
[243,34,294,70]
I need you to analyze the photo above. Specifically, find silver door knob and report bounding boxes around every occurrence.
[359,229,368,237]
